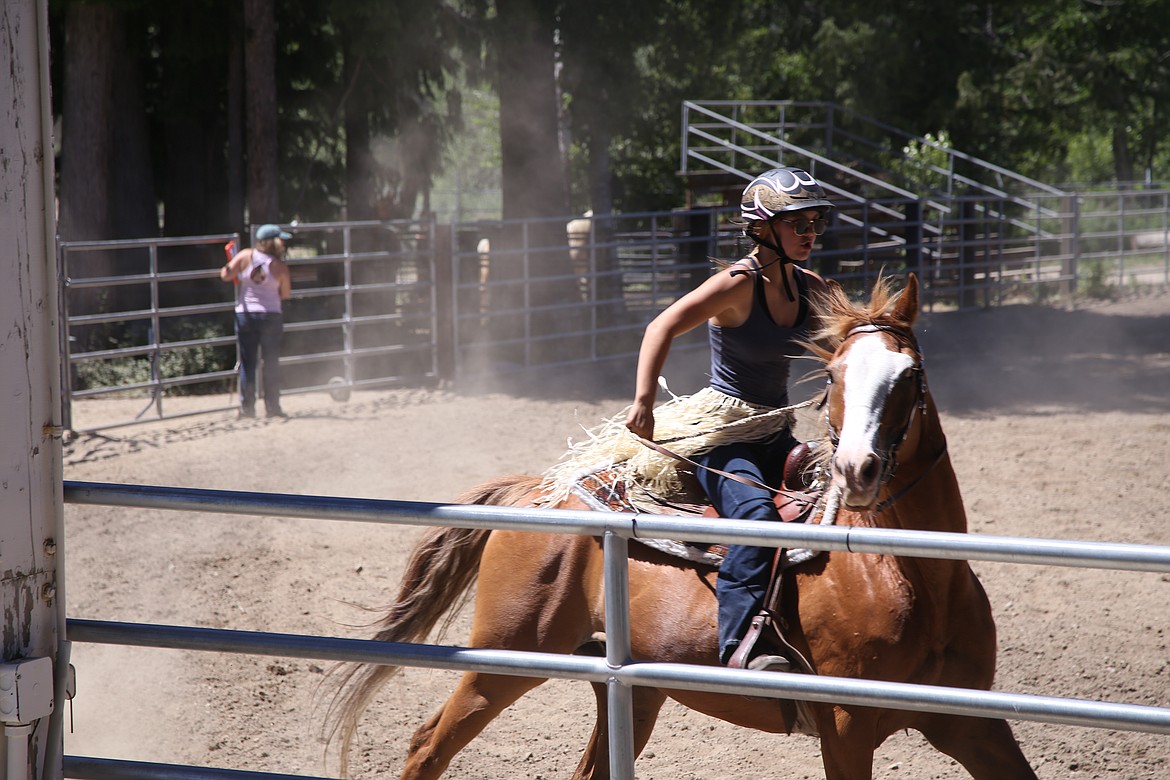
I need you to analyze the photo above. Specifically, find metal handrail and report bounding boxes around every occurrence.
[682,100,1064,199]
[61,479,1170,780]
[62,481,1170,573]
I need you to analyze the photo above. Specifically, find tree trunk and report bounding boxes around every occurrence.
[1112,123,1134,184]
[343,50,376,224]
[244,0,280,225]
[495,0,567,221]
[587,124,613,219]
[59,1,118,340]
[59,3,116,244]
[586,124,624,310]
[492,0,579,363]
[227,14,246,237]
[109,11,157,240]
[157,2,231,311]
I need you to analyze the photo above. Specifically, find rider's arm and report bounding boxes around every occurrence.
[626,270,752,439]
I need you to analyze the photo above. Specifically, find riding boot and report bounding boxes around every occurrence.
[716,542,774,663]
[727,612,790,672]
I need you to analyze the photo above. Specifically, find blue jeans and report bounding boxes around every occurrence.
[694,431,798,663]
[235,312,283,415]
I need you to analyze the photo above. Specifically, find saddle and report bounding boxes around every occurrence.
[572,440,824,731]
[572,440,824,564]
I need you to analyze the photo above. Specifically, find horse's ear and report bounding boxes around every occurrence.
[893,273,919,326]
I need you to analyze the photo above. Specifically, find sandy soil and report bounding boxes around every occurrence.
[61,290,1170,779]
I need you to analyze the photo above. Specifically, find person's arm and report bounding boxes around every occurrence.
[625,270,752,439]
[220,248,252,282]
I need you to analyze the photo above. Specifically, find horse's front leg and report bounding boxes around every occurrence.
[816,704,878,780]
[915,571,1037,778]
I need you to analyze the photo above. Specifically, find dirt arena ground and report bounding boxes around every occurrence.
[62,289,1170,779]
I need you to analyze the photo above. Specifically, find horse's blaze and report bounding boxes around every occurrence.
[831,333,916,508]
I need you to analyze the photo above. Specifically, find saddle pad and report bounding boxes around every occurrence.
[571,469,831,569]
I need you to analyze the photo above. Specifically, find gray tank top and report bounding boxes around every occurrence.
[707,264,810,407]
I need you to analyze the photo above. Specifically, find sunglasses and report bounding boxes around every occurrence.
[777,217,828,236]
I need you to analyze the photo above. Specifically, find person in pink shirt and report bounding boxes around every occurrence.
[221,224,293,418]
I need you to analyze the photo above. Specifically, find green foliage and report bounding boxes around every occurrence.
[430,83,502,220]
[1062,133,1116,186]
[51,0,1170,230]
[72,356,150,395]
[882,132,954,196]
[598,0,767,211]
[1079,259,1117,302]
[948,0,1170,184]
[72,319,236,396]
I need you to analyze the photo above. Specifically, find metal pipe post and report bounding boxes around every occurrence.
[602,531,635,780]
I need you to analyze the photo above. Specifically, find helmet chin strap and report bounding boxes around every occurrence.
[732,221,797,302]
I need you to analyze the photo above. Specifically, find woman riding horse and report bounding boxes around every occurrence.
[542,167,833,672]
[327,273,1039,780]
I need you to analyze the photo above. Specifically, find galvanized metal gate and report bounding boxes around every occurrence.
[59,480,1170,780]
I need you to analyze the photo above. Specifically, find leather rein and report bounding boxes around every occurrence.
[823,323,948,514]
[628,430,784,494]
[630,322,947,514]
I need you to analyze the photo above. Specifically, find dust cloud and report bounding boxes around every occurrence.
[914,297,1170,415]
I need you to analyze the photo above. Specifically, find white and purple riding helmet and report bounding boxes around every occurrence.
[740,167,834,222]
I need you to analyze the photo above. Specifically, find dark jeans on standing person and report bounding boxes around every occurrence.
[236,311,284,417]
[694,430,798,664]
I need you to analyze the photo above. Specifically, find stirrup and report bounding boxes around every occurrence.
[726,610,814,675]
[745,654,793,673]
[726,613,771,670]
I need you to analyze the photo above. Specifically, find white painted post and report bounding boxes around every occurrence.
[1,1,66,780]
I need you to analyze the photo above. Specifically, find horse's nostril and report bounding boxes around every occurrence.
[861,454,880,483]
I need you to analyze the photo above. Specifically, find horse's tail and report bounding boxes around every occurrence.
[325,474,542,775]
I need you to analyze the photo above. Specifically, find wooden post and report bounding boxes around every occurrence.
[1,2,66,779]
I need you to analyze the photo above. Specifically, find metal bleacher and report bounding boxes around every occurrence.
[678,101,1074,306]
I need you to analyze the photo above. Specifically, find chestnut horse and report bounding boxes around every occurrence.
[328,274,1037,780]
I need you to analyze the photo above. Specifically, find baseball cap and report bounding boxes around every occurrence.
[255,224,292,241]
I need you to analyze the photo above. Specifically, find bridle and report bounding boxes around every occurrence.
[821,323,942,512]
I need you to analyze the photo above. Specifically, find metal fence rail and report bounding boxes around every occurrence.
[62,480,1170,780]
[60,220,437,433]
[66,618,1170,732]
[62,481,1170,573]
[62,190,1170,433]
[62,757,335,780]
[449,210,731,380]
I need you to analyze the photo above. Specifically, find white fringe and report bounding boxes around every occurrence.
[540,386,807,503]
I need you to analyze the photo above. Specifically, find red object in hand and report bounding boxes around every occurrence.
[224,240,238,284]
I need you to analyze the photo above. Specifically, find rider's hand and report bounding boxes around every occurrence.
[626,401,654,441]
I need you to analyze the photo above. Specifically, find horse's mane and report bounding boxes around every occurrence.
[807,274,911,364]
